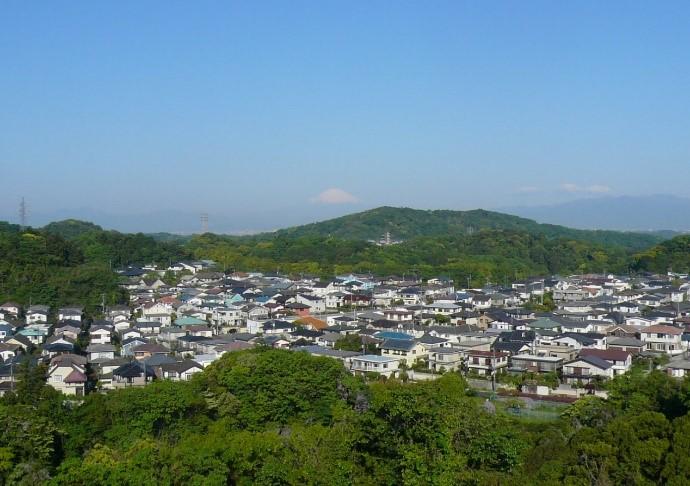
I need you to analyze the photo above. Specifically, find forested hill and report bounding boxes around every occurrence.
[43,219,191,267]
[188,230,632,284]
[0,222,191,309]
[269,206,666,250]
[633,235,690,273]
[42,219,104,239]
[0,227,122,310]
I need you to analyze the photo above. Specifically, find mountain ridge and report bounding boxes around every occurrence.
[502,194,690,232]
[266,206,667,251]
[35,206,670,251]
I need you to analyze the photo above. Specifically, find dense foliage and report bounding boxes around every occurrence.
[43,220,191,267]
[2,350,690,485]
[632,235,690,274]
[42,220,104,240]
[0,222,190,310]
[271,206,665,250]
[188,230,632,285]
[0,229,123,311]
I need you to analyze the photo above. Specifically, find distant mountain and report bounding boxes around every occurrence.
[502,195,690,232]
[269,206,665,250]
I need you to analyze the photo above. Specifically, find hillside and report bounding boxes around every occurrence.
[0,221,191,309]
[42,219,191,267]
[188,230,631,284]
[632,235,690,273]
[43,219,104,239]
[270,206,665,251]
[0,226,124,310]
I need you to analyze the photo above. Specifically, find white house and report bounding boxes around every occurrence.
[47,355,88,396]
[562,355,613,384]
[351,355,401,378]
[640,325,683,355]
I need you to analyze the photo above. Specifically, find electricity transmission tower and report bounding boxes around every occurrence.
[19,197,27,229]
[200,213,209,233]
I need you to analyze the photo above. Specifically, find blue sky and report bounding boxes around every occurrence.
[1,2,690,232]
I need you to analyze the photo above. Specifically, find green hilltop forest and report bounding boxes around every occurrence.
[632,235,690,274]
[188,231,633,284]
[0,207,685,310]
[270,206,667,250]
[185,207,685,281]
[0,221,190,311]
[2,348,690,485]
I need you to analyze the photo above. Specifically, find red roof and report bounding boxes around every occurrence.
[64,369,87,383]
[645,324,682,335]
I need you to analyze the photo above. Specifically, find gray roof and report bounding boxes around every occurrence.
[417,334,448,345]
[607,336,644,347]
[570,354,612,370]
[293,345,362,359]
[381,338,416,351]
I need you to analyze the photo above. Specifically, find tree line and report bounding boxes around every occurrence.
[2,349,690,484]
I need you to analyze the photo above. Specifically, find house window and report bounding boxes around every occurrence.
[53,375,62,382]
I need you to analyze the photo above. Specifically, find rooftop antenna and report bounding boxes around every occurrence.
[200,213,209,233]
[19,197,27,229]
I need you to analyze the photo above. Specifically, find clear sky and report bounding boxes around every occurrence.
[2,2,690,232]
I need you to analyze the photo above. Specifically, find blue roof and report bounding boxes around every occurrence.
[374,331,413,340]
[174,317,207,326]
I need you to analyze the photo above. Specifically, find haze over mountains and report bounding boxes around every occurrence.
[3,194,688,235]
[503,194,690,232]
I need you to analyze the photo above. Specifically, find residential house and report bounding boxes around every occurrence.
[579,348,632,377]
[508,355,563,374]
[606,336,645,354]
[351,355,401,378]
[380,339,428,365]
[0,343,20,362]
[133,343,170,360]
[640,325,683,355]
[86,343,117,363]
[121,328,143,341]
[292,345,361,368]
[89,325,112,345]
[134,321,162,336]
[121,337,149,356]
[427,348,464,372]
[160,360,203,381]
[112,361,156,388]
[54,323,81,341]
[26,305,49,324]
[662,354,690,378]
[562,355,613,384]
[17,325,50,345]
[0,302,21,318]
[58,306,83,322]
[295,294,326,314]
[466,350,509,376]
[47,354,88,396]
